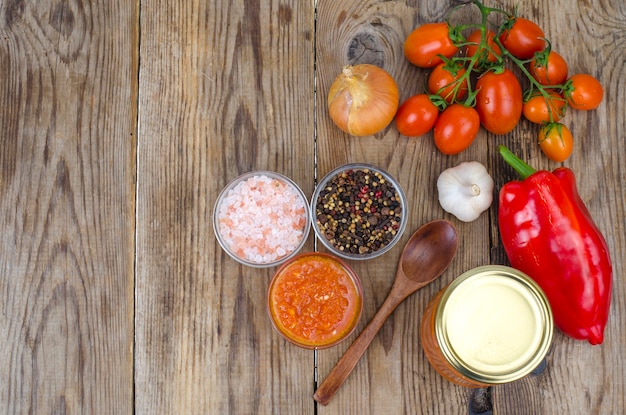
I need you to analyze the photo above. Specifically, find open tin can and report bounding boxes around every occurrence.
[421,265,553,387]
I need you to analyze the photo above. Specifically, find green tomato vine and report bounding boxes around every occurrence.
[429,0,569,125]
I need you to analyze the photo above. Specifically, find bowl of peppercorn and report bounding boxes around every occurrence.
[311,163,408,260]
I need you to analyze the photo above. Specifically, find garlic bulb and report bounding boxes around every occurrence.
[437,161,494,222]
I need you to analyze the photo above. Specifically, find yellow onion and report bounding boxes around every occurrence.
[327,64,399,136]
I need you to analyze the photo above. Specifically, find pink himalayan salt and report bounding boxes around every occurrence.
[217,174,308,264]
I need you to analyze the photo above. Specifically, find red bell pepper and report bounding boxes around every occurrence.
[498,145,612,345]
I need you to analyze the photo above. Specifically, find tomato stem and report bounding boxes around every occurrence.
[448,0,571,122]
[471,0,513,21]
[444,0,513,108]
[440,0,572,125]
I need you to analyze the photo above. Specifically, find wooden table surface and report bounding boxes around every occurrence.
[1,0,624,413]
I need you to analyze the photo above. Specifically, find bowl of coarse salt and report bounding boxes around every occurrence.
[213,171,311,268]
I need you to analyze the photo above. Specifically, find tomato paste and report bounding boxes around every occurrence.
[268,253,363,348]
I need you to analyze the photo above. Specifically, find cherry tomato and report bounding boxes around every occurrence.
[433,104,480,155]
[404,23,459,68]
[428,63,468,104]
[475,69,523,134]
[523,90,567,124]
[466,29,501,65]
[565,74,604,110]
[499,17,545,60]
[538,123,574,162]
[530,50,569,86]
[395,94,439,137]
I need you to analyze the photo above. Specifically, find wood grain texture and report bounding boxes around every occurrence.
[490,1,626,414]
[0,0,137,413]
[315,1,491,413]
[134,0,315,413]
[1,0,624,413]
[316,0,625,414]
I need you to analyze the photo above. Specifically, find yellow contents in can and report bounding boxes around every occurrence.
[442,275,543,376]
[421,266,553,387]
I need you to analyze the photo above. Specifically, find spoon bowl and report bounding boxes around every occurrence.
[313,220,458,406]
[399,219,459,284]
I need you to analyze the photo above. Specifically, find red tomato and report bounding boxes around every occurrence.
[538,123,574,162]
[475,69,523,134]
[395,94,439,137]
[428,63,468,104]
[530,50,569,85]
[433,104,480,155]
[523,90,567,124]
[499,17,546,60]
[565,74,604,110]
[466,29,501,65]
[404,23,459,68]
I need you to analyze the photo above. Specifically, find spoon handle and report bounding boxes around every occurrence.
[313,291,406,406]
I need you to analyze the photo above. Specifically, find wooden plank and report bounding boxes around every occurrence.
[0,1,138,413]
[491,0,626,413]
[134,0,316,413]
[2,0,623,412]
[315,0,625,413]
[315,0,487,413]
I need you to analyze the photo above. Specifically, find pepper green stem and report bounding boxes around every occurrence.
[499,145,537,179]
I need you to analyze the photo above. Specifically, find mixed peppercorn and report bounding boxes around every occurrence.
[315,168,403,255]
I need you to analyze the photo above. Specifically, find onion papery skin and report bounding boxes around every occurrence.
[327,64,399,137]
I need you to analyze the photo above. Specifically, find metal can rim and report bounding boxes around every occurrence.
[434,265,554,384]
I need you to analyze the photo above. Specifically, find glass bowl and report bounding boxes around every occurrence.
[267,252,363,349]
[310,163,408,260]
[213,171,311,268]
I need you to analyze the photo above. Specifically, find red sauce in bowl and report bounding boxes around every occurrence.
[268,253,363,349]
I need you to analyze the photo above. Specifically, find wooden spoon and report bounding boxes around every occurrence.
[313,220,459,406]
